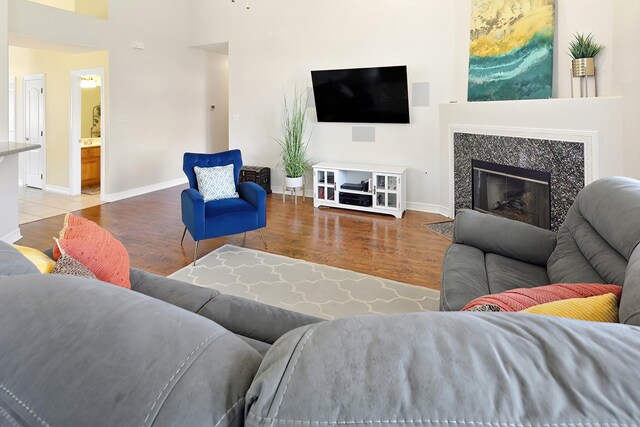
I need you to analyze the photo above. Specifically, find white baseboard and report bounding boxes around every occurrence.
[102,177,188,203]
[406,202,452,218]
[1,228,23,244]
[44,184,70,195]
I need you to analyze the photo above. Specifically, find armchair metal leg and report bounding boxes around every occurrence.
[259,228,267,249]
[193,241,200,266]
[180,226,187,245]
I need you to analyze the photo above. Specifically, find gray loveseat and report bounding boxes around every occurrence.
[2,174,640,427]
[441,176,640,315]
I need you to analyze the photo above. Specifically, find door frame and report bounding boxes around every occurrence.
[23,74,46,189]
[8,76,16,142]
[69,67,105,198]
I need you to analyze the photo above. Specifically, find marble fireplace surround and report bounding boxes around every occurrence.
[449,125,598,231]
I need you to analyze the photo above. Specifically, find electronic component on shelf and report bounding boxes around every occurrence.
[341,180,370,192]
[339,193,372,207]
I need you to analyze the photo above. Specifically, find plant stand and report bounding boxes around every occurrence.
[571,58,598,98]
[283,175,305,205]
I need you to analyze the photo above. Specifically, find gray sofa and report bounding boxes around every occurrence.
[2,173,640,426]
[441,176,640,313]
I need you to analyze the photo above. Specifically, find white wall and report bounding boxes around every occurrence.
[189,0,457,210]
[613,0,640,181]
[0,0,21,243]
[9,0,211,197]
[453,0,617,102]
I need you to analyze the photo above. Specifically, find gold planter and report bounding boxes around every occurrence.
[572,58,596,77]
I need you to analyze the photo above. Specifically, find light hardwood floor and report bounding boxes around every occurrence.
[17,185,452,290]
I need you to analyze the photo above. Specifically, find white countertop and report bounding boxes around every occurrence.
[81,138,101,148]
[0,142,41,157]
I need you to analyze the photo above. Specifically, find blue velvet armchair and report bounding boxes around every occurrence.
[181,150,267,265]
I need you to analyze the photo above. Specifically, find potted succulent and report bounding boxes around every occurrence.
[276,88,311,189]
[569,32,605,77]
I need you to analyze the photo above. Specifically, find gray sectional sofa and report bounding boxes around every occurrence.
[441,176,640,315]
[2,176,640,426]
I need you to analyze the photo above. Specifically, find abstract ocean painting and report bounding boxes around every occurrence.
[468,0,555,102]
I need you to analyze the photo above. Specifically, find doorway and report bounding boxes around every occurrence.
[70,68,105,198]
[23,74,45,189]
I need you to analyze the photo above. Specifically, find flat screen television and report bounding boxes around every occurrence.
[311,65,410,124]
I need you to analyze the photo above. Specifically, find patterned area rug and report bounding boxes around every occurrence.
[169,245,440,320]
[426,221,454,240]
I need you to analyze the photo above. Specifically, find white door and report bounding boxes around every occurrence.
[8,77,16,142]
[24,75,45,189]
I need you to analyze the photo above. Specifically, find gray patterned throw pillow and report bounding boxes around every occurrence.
[51,239,97,280]
[194,164,239,202]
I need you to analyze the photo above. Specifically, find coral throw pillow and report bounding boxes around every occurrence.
[53,214,131,289]
[522,293,619,323]
[462,283,622,312]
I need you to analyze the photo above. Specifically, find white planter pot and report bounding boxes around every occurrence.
[284,176,303,189]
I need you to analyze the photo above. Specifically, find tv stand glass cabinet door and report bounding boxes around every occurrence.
[315,168,337,205]
[374,173,400,210]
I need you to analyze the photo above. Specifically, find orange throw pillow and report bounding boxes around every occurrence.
[462,283,622,312]
[53,213,131,289]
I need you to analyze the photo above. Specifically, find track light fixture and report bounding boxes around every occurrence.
[231,0,250,10]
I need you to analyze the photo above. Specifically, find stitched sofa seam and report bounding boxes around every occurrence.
[141,329,228,427]
[246,414,637,427]
[213,396,245,427]
[0,406,20,427]
[271,324,320,420]
[0,384,50,427]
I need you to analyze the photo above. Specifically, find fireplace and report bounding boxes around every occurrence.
[472,160,551,229]
[453,130,589,231]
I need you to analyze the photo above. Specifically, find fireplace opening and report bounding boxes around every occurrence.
[472,159,551,229]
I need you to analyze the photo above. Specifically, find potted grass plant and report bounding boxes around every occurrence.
[569,32,605,77]
[276,88,311,189]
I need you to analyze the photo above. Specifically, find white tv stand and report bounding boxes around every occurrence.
[312,161,407,219]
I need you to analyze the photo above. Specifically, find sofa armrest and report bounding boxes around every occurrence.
[454,209,557,267]
[238,182,267,227]
[181,188,205,241]
[197,294,321,345]
[620,246,640,326]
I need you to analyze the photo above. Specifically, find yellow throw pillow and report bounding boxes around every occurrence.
[521,293,619,323]
[12,244,56,274]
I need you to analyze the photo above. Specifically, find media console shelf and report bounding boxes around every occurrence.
[312,161,407,219]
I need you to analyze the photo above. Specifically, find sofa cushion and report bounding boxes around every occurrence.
[485,253,549,294]
[0,274,262,427]
[0,241,39,277]
[547,177,640,285]
[453,209,557,267]
[245,313,640,426]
